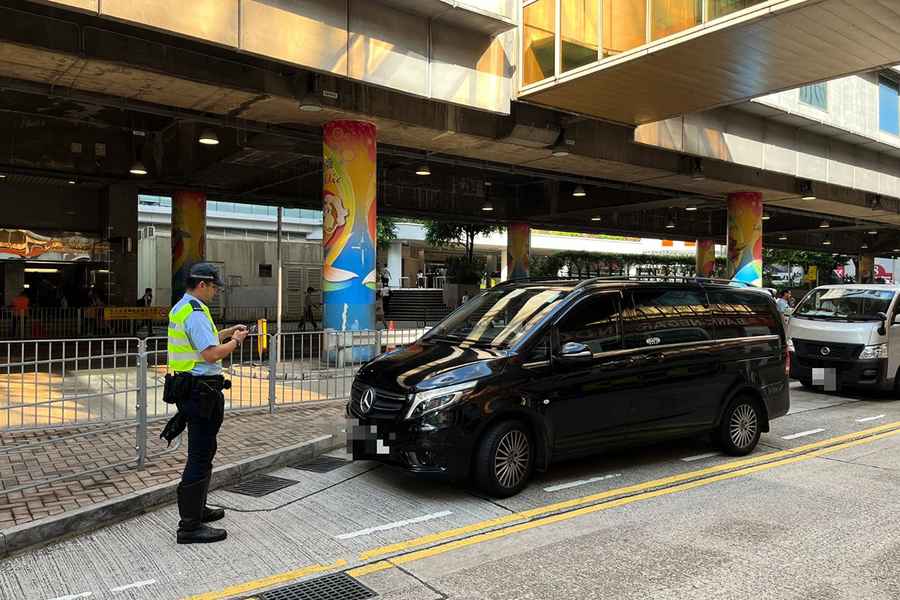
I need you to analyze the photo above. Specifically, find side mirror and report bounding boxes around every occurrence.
[893,314,900,325]
[556,341,593,366]
[783,307,794,317]
[877,311,888,335]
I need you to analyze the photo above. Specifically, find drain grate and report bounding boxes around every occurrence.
[290,455,350,473]
[227,475,298,497]
[254,572,377,600]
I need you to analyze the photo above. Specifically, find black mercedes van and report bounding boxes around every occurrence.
[347,278,790,497]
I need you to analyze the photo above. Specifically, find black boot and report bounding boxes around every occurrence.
[200,476,225,523]
[177,479,227,544]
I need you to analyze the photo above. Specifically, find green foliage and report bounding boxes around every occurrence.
[424,221,502,283]
[377,217,398,249]
[530,250,727,279]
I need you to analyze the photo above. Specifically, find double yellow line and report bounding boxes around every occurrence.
[191,420,900,599]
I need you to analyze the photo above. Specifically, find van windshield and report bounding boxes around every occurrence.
[425,287,569,348]
[794,288,895,321]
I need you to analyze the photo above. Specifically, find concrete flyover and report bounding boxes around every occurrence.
[0,0,898,258]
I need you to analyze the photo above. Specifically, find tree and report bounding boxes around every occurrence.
[424,221,502,264]
[377,217,398,250]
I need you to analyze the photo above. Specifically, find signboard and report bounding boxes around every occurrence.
[0,228,110,262]
[104,307,169,321]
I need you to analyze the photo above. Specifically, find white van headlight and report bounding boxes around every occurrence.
[859,344,889,360]
[406,380,478,420]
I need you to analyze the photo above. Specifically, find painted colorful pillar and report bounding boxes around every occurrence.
[695,239,716,278]
[171,191,206,305]
[727,191,763,287]
[322,120,377,344]
[504,223,531,281]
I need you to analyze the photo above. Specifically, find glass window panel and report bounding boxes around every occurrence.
[561,0,598,72]
[799,83,827,110]
[602,0,647,56]
[523,0,556,85]
[651,0,702,41]
[622,288,712,348]
[879,77,900,136]
[706,0,764,20]
[557,293,622,354]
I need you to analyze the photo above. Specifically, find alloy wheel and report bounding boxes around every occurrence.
[729,403,758,449]
[494,429,530,489]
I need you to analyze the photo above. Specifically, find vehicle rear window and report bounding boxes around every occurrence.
[622,288,712,349]
[706,289,779,340]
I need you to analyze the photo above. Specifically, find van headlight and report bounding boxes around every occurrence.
[859,344,889,360]
[405,380,478,420]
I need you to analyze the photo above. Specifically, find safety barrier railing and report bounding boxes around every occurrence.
[0,328,427,493]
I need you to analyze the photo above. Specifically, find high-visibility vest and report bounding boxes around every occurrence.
[167,297,219,373]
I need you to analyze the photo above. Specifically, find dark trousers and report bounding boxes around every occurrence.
[178,384,225,485]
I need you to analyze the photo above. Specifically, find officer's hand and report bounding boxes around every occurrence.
[232,329,249,344]
[233,324,248,332]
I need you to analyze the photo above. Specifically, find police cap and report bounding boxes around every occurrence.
[188,262,225,287]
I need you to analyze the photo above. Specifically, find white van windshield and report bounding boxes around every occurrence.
[794,288,895,321]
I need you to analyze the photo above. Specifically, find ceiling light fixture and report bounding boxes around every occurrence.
[129,161,148,176]
[762,212,771,221]
[67,179,76,185]
[868,230,879,235]
[778,235,788,241]
[665,218,676,229]
[415,164,431,176]
[861,242,869,249]
[822,237,832,246]
[198,129,220,145]
[572,185,587,197]
[819,220,830,229]
[591,216,602,222]
[685,206,698,212]
[481,201,494,212]
[550,142,570,158]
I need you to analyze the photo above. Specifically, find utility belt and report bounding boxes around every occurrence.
[163,372,231,405]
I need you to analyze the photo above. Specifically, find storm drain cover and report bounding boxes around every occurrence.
[227,475,298,497]
[253,572,376,600]
[291,455,350,473]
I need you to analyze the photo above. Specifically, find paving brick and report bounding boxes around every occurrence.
[0,401,343,528]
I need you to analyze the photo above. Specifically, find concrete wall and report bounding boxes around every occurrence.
[41,0,515,114]
[753,71,900,152]
[636,105,900,200]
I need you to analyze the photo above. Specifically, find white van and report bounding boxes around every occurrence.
[787,284,900,392]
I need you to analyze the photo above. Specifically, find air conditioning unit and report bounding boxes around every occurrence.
[139,226,156,239]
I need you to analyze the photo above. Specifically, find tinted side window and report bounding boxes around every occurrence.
[556,293,622,354]
[706,289,779,340]
[623,288,712,349]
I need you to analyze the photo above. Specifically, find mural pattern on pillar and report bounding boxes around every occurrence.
[506,223,531,280]
[171,191,206,304]
[727,192,763,287]
[322,120,377,334]
[695,240,716,277]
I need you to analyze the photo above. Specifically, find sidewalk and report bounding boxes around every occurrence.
[0,400,346,557]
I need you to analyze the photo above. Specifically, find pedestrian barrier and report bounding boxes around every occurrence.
[0,327,427,493]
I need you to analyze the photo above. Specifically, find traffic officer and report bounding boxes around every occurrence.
[167,262,248,544]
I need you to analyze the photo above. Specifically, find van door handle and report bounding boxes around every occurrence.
[641,352,667,364]
[600,356,635,369]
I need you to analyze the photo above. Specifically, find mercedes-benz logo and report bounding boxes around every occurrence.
[360,387,376,414]
[820,346,831,356]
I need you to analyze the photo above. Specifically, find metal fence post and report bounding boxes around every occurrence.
[136,338,148,468]
[268,333,277,414]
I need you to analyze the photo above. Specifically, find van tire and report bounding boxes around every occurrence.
[717,396,762,456]
[473,420,533,498]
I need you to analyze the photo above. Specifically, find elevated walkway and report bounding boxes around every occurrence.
[520,0,900,124]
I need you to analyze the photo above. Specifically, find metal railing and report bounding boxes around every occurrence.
[0,328,426,492]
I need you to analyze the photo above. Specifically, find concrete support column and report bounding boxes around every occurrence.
[171,191,206,305]
[322,120,377,334]
[859,254,875,284]
[387,241,402,288]
[102,184,138,305]
[695,240,716,278]
[503,223,531,281]
[727,192,763,287]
